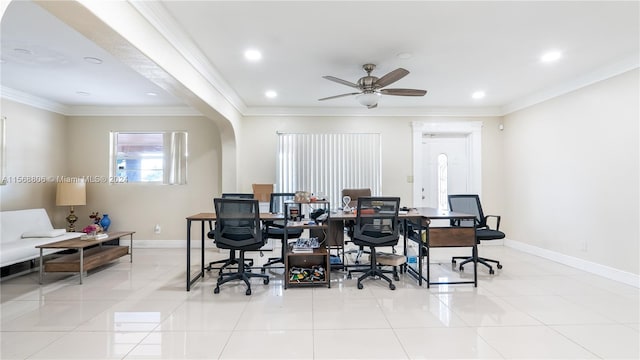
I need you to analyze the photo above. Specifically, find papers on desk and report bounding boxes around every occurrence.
[292,237,319,253]
[80,233,109,241]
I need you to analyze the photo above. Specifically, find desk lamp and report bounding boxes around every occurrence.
[56,178,86,232]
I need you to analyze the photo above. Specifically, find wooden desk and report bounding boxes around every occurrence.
[185,212,280,291]
[37,231,135,285]
[185,208,475,290]
[331,208,476,287]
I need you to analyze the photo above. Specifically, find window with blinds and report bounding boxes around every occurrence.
[277,133,381,207]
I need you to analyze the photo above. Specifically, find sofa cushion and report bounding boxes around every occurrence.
[22,229,67,238]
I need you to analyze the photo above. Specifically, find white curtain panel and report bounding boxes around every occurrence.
[277,133,381,207]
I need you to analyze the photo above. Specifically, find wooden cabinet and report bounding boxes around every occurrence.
[284,246,330,288]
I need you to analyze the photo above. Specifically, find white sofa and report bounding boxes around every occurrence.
[0,208,83,268]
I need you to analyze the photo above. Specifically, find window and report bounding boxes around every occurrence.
[277,133,381,206]
[110,131,188,184]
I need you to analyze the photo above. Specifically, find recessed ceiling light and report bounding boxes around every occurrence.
[472,91,485,99]
[397,52,412,59]
[244,49,262,61]
[146,92,158,96]
[540,50,562,63]
[83,56,103,64]
[76,91,91,96]
[265,90,277,98]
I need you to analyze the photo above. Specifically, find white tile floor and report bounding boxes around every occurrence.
[1,245,638,359]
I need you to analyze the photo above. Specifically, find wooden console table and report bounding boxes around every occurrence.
[36,231,135,284]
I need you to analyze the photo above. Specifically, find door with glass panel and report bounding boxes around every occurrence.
[421,134,470,211]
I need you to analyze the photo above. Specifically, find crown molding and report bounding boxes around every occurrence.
[501,53,640,115]
[129,1,248,115]
[1,86,201,117]
[65,106,202,117]
[242,106,504,118]
[1,86,69,115]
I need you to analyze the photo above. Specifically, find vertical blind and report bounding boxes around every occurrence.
[277,133,381,207]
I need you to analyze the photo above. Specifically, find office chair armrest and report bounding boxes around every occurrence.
[485,215,501,230]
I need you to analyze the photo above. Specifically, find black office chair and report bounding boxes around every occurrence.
[260,193,303,273]
[350,196,401,290]
[207,193,254,274]
[213,198,269,295]
[448,194,505,274]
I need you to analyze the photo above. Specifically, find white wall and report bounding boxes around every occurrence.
[238,115,504,211]
[66,115,221,241]
[0,99,68,225]
[503,69,639,275]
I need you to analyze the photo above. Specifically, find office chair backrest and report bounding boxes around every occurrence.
[342,188,372,208]
[354,196,401,246]
[213,198,263,248]
[221,193,254,199]
[448,194,486,228]
[269,192,296,214]
[252,184,273,203]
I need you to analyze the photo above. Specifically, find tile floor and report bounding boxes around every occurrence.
[1,245,638,359]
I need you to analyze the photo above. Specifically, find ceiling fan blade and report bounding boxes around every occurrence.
[322,76,359,89]
[375,68,409,88]
[380,88,427,96]
[318,92,360,101]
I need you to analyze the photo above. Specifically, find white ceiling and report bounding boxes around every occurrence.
[1,1,638,116]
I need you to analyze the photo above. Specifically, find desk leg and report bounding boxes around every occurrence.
[129,234,134,263]
[39,248,43,284]
[421,228,426,288]
[79,249,84,285]
[200,221,205,279]
[473,244,478,287]
[187,219,192,291]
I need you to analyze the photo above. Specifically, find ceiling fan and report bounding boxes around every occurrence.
[318,63,427,109]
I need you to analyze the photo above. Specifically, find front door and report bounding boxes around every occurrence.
[420,134,471,209]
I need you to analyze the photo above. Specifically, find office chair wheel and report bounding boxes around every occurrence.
[459,265,465,272]
[260,268,266,274]
[357,283,363,289]
[263,278,269,285]
[347,273,352,279]
[389,283,396,290]
[497,264,503,269]
[393,274,400,281]
[245,288,252,296]
[213,286,220,294]
[248,260,254,266]
[489,269,495,275]
[452,259,457,264]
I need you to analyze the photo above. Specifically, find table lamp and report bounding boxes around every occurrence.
[56,178,86,232]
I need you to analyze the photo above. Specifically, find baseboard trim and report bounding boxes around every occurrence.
[504,239,640,288]
[127,239,216,249]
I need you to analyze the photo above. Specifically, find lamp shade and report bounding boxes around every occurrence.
[356,92,380,107]
[56,179,86,206]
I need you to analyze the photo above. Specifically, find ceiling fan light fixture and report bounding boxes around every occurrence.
[357,92,380,107]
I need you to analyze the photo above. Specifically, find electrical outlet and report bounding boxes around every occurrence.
[154,224,161,234]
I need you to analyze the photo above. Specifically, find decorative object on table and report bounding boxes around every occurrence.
[89,212,101,224]
[56,178,86,232]
[294,191,310,203]
[100,214,111,232]
[342,195,352,212]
